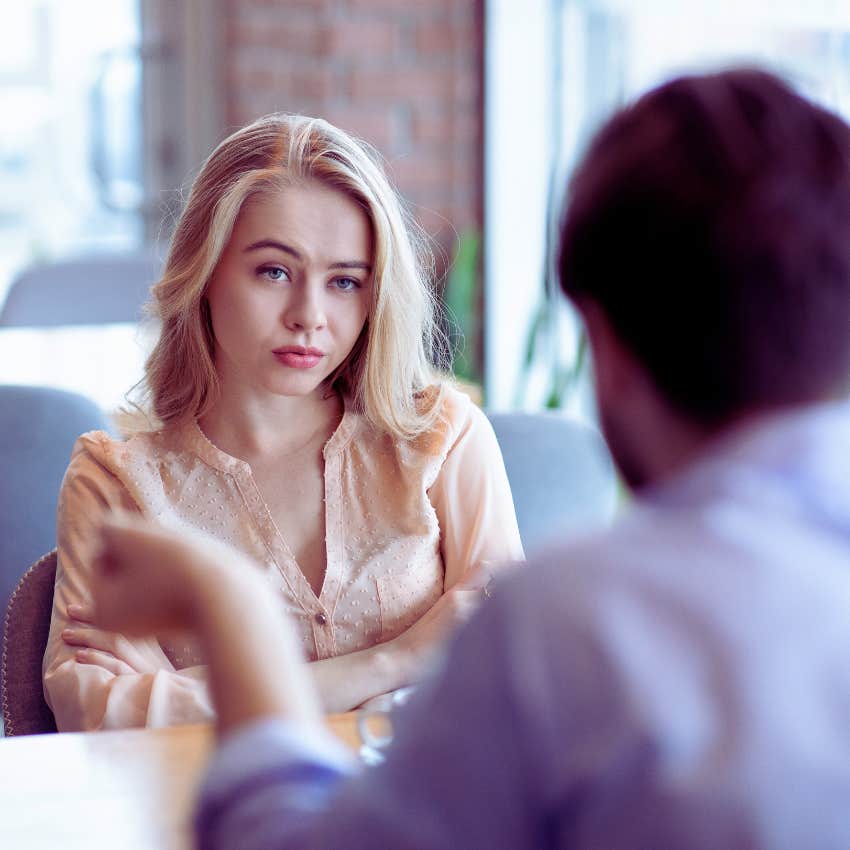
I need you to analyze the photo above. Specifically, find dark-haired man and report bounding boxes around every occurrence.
[94,68,850,849]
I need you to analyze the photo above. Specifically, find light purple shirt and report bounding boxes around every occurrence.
[197,399,850,849]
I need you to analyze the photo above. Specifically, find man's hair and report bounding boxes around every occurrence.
[559,68,850,424]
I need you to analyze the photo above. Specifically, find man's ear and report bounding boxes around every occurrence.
[577,298,640,403]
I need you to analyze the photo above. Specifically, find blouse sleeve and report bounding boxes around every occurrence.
[42,434,215,731]
[428,398,524,592]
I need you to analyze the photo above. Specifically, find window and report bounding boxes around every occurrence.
[0,0,143,299]
[485,0,850,413]
[0,0,223,415]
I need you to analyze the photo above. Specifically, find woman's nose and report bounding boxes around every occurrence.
[283,283,326,331]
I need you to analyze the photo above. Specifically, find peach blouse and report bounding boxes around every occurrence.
[43,386,524,730]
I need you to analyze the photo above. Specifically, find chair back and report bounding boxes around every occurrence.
[0,385,113,615]
[1,551,58,736]
[487,411,618,552]
[0,251,160,327]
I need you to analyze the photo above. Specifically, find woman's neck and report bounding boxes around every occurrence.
[198,387,343,463]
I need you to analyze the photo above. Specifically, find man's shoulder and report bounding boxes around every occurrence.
[489,499,763,656]
[495,489,850,668]
[498,507,683,600]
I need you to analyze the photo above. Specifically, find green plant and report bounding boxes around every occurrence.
[442,230,482,386]
[515,274,588,410]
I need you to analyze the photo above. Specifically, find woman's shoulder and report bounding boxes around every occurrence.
[69,426,176,473]
[409,381,489,454]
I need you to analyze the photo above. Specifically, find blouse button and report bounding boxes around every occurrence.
[315,612,328,626]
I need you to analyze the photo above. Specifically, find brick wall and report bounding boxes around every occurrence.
[223,0,484,263]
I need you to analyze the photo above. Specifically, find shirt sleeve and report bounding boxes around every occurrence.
[42,434,215,730]
[196,720,357,850]
[428,397,525,590]
[193,588,545,850]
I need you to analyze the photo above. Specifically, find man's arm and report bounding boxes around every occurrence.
[194,589,539,850]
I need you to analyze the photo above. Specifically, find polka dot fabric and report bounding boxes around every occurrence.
[43,385,524,729]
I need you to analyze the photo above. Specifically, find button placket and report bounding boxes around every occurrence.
[312,609,336,659]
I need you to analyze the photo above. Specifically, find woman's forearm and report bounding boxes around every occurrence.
[197,583,414,720]
[309,583,482,712]
[192,554,479,724]
[308,639,416,713]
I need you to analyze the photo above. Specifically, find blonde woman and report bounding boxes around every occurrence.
[43,114,523,731]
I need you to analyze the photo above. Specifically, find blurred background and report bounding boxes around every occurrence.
[1,0,850,419]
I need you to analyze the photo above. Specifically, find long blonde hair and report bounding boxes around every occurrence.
[142,114,448,439]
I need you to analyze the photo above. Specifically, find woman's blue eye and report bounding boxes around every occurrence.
[259,265,288,281]
[334,277,360,291]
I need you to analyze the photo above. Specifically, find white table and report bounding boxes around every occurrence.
[0,715,360,850]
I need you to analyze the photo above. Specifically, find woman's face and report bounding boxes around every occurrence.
[205,181,373,402]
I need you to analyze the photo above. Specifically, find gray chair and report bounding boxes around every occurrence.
[0,385,113,616]
[0,385,112,736]
[0,251,160,327]
[486,411,618,552]
[1,551,58,736]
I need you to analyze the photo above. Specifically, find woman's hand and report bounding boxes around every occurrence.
[62,602,176,676]
[388,568,491,675]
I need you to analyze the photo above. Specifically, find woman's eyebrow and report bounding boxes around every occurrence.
[328,260,372,272]
[244,239,301,258]
[244,239,371,272]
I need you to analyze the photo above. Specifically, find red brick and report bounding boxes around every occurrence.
[452,0,483,27]
[238,0,334,8]
[228,62,340,113]
[412,107,479,147]
[232,65,276,91]
[387,153,455,192]
[320,18,402,56]
[224,0,484,246]
[413,205,461,240]
[322,106,395,152]
[414,20,480,56]
[232,19,324,53]
[277,66,341,101]
[414,21,455,55]
[453,67,481,103]
[350,66,454,101]
[233,51,326,78]
[348,0,454,11]
[410,108,446,146]
[228,96,278,127]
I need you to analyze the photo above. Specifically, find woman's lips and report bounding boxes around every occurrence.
[272,346,324,369]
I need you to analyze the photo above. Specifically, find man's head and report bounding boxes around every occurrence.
[559,68,850,486]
